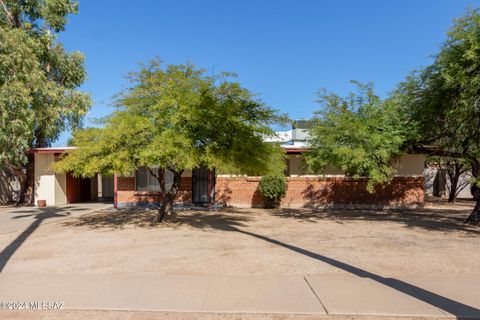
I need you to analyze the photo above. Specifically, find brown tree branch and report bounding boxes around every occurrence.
[410,145,465,159]
[0,0,13,25]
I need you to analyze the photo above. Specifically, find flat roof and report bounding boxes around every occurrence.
[29,147,77,154]
[29,145,307,154]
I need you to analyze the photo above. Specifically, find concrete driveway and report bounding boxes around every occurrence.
[0,202,112,235]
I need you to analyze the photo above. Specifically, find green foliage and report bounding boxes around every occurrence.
[259,175,287,208]
[307,8,480,195]
[470,177,480,189]
[305,82,409,192]
[393,8,480,176]
[55,60,287,180]
[0,0,90,170]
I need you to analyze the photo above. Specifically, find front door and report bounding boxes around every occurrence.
[192,167,209,204]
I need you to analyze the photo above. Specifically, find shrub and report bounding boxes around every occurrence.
[259,175,287,208]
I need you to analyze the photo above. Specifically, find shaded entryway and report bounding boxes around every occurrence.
[192,167,209,204]
[66,172,93,203]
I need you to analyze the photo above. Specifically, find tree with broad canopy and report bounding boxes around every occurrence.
[305,82,411,193]
[306,8,480,224]
[55,60,287,222]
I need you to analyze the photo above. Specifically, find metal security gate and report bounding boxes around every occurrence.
[192,167,209,204]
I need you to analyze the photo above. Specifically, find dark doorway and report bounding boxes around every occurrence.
[66,172,91,203]
[192,167,209,204]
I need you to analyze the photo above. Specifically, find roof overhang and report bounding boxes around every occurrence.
[29,146,307,155]
[283,147,308,154]
[29,147,77,154]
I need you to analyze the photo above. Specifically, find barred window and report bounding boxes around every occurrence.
[136,167,174,192]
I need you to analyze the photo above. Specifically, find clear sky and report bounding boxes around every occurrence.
[55,0,478,146]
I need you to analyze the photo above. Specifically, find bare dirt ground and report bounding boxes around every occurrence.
[0,198,478,278]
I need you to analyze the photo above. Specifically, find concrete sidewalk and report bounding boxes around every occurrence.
[0,273,479,319]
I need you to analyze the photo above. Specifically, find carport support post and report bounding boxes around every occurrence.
[207,168,215,208]
[113,173,118,208]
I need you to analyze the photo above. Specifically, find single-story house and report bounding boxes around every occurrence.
[30,127,425,208]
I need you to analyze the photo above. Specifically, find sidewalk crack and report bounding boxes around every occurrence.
[304,276,328,314]
[200,277,212,312]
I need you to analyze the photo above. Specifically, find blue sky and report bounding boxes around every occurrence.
[56,0,478,146]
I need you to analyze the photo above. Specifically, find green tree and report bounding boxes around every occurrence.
[0,0,90,204]
[307,8,480,224]
[55,61,287,221]
[305,82,410,192]
[394,8,480,223]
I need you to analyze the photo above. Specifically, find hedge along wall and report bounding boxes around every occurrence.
[215,176,424,208]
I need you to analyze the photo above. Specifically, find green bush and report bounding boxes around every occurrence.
[259,175,287,208]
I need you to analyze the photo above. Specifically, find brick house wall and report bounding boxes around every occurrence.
[116,176,192,207]
[215,176,424,208]
[115,173,424,208]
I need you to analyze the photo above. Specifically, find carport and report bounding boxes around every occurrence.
[30,148,113,206]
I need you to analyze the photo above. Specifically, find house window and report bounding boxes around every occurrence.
[135,167,174,192]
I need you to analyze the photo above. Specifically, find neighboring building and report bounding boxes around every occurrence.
[30,125,425,208]
[0,170,21,205]
[424,165,473,199]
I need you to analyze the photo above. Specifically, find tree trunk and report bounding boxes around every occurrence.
[448,183,457,203]
[17,154,34,205]
[464,188,480,224]
[446,161,465,203]
[465,159,480,224]
[447,174,459,203]
[156,193,174,222]
[155,170,183,223]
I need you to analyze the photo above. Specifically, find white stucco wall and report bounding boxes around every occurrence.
[394,154,425,176]
[287,153,425,177]
[54,172,67,205]
[288,155,344,176]
[34,153,68,206]
[34,153,56,206]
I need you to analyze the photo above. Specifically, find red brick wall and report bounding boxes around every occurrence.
[215,176,424,208]
[118,175,424,208]
[116,176,192,206]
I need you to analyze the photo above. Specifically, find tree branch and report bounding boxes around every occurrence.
[0,0,13,25]
[410,145,465,158]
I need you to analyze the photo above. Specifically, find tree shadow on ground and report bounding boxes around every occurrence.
[270,207,480,235]
[0,206,81,272]
[65,208,252,230]
[65,207,480,317]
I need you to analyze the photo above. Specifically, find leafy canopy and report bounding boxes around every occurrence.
[0,0,90,169]
[393,8,480,181]
[55,60,287,177]
[307,8,480,191]
[305,82,409,192]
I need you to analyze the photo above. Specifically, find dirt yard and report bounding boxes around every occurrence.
[0,199,479,278]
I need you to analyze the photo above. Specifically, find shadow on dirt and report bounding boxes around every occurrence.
[65,208,252,230]
[269,206,480,234]
[62,205,480,317]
